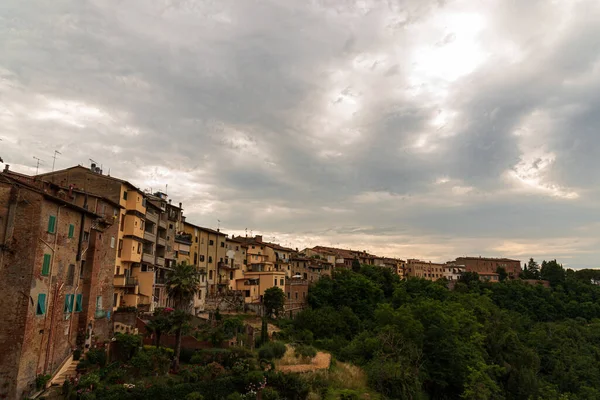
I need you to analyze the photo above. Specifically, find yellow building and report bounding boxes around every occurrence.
[405,259,445,281]
[225,237,248,290]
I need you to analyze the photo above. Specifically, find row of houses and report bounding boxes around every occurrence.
[0,162,522,399]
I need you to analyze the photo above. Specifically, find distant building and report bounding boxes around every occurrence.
[285,277,309,317]
[444,263,466,281]
[405,259,446,281]
[479,272,500,283]
[455,256,522,279]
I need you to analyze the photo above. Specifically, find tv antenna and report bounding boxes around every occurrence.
[33,156,43,175]
[52,150,62,172]
[217,219,220,231]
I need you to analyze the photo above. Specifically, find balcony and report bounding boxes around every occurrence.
[158,219,167,229]
[155,276,166,285]
[142,252,154,264]
[219,261,239,270]
[95,309,107,319]
[157,237,166,247]
[144,230,156,243]
[156,257,165,267]
[217,277,230,285]
[175,233,192,245]
[145,211,158,224]
[114,275,139,287]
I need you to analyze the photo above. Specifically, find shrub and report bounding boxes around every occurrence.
[78,372,100,390]
[295,345,317,360]
[180,347,196,364]
[258,342,287,360]
[262,387,281,400]
[266,371,310,400]
[226,393,244,400]
[186,392,204,400]
[86,349,107,366]
[35,374,51,390]
[114,333,142,361]
[73,349,82,361]
[130,347,170,376]
[144,345,174,357]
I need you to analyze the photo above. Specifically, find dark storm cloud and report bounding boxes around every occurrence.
[1,0,599,267]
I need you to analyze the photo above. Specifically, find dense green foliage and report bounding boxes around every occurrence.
[263,287,286,318]
[290,262,600,399]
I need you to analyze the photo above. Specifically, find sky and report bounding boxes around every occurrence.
[1,0,599,268]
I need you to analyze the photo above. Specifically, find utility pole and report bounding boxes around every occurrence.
[217,219,221,232]
[33,156,43,175]
[52,150,62,172]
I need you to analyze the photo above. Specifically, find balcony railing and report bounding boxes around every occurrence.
[157,237,166,247]
[114,275,139,287]
[158,220,167,229]
[156,256,165,267]
[145,211,158,223]
[142,252,154,264]
[155,276,166,285]
[144,231,156,243]
[175,234,192,244]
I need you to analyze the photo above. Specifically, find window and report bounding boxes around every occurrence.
[295,292,298,300]
[64,294,74,313]
[200,255,205,262]
[118,239,123,257]
[47,215,56,233]
[243,260,247,265]
[67,264,75,285]
[123,191,128,200]
[110,236,115,248]
[95,296,102,310]
[235,246,239,251]
[68,224,75,238]
[75,294,83,312]
[120,215,125,231]
[230,271,233,279]
[194,253,198,264]
[113,293,118,307]
[209,240,214,246]
[208,256,213,263]
[252,245,255,249]
[209,270,213,280]
[137,243,141,254]
[220,242,225,248]
[280,279,284,286]
[195,236,198,243]
[42,254,51,276]
[274,279,277,286]
[142,198,147,207]
[83,231,89,241]
[36,293,47,315]
[287,292,290,299]
[245,290,250,297]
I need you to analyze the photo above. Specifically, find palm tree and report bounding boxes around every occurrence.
[166,262,201,370]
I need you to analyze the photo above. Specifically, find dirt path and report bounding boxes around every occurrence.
[277,352,331,373]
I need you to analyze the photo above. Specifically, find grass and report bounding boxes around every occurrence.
[303,359,380,400]
[276,345,313,366]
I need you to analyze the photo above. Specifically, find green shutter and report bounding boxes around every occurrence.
[48,216,56,233]
[68,224,75,238]
[64,295,71,313]
[36,293,46,315]
[41,254,51,276]
[75,294,83,312]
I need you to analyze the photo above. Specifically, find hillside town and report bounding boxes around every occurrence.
[0,163,525,398]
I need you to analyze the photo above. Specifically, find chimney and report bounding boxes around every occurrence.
[179,202,182,209]
[255,235,263,243]
[3,164,9,172]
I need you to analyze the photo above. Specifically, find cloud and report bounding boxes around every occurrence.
[2,0,600,267]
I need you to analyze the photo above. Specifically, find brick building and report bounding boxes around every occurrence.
[454,257,522,279]
[0,171,116,399]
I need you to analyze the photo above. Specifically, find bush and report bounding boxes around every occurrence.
[86,349,107,366]
[295,345,317,360]
[185,392,204,400]
[130,347,170,376]
[262,387,281,400]
[114,333,142,361]
[226,394,244,400]
[78,372,100,390]
[35,374,51,390]
[144,345,174,357]
[258,342,287,360]
[180,347,196,364]
[266,371,310,400]
[73,349,82,361]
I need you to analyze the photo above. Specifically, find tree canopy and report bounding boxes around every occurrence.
[289,261,600,399]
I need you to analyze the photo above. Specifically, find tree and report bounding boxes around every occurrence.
[496,267,508,282]
[263,286,286,318]
[145,307,174,348]
[352,258,361,272]
[540,260,565,287]
[166,262,201,371]
[523,258,540,280]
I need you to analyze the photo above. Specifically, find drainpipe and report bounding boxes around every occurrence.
[41,203,66,375]
[68,212,88,347]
